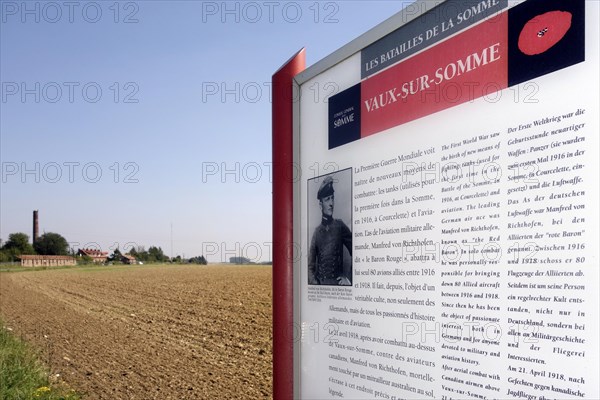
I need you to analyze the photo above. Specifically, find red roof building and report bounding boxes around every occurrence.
[121,254,137,264]
[77,248,109,263]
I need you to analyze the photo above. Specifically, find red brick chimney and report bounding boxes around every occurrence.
[33,210,39,246]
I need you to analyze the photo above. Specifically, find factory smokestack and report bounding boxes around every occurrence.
[33,210,39,246]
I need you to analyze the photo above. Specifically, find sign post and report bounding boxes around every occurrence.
[272,49,306,400]
[275,1,599,398]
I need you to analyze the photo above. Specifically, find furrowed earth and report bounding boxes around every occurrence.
[0,264,273,399]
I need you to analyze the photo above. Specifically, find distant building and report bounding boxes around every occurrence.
[19,255,76,267]
[121,254,137,264]
[77,248,109,263]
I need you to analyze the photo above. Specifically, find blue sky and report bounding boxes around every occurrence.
[1,1,409,261]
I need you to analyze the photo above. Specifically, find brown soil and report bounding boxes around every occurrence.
[0,265,273,399]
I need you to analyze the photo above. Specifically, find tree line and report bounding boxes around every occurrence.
[0,232,69,262]
[0,232,207,265]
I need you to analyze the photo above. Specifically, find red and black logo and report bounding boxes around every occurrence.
[508,0,584,86]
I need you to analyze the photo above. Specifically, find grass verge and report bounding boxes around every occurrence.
[0,320,81,400]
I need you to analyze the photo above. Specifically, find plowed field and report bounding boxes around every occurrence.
[0,265,272,399]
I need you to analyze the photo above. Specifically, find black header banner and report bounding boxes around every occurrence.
[361,0,508,79]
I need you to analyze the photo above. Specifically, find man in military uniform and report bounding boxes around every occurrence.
[308,175,352,285]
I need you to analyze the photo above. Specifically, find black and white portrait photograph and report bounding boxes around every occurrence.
[307,168,353,286]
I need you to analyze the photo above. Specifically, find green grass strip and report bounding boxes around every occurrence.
[0,320,81,400]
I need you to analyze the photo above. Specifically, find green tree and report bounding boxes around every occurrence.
[189,255,207,265]
[230,256,252,264]
[109,248,123,262]
[128,247,138,259]
[0,250,13,262]
[131,246,149,262]
[148,246,167,263]
[2,233,35,255]
[33,232,69,256]
[78,254,94,265]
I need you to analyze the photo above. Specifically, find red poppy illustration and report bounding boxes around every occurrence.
[518,10,572,55]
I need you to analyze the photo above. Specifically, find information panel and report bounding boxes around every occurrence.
[295,0,599,398]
